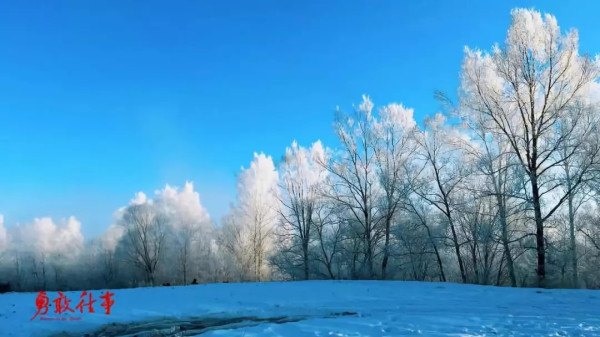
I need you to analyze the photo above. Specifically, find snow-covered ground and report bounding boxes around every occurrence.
[0,281,599,337]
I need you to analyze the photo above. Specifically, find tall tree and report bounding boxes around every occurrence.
[322,96,383,279]
[557,112,598,287]
[464,111,523,287]
[460,8,600,287]
[174,222,199,285]
[372,103,417,279]
[277,140,328,280]
[121,204,168,286]
[414,113,472,283]
[230,153,280,281]
[219,212,253,281]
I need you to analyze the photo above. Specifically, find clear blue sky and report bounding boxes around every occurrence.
[1,1,599,239]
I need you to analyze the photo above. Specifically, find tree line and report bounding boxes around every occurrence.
[1,8,600,291]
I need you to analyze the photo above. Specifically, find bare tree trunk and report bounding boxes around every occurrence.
[446,205,467,283]
[562,153,579,288]
[432,241,446,282]
[500,223,516,287]
[531,173,546,288]
[410,200,446,282]
[568,188,577,288]
[41,256,47,290]
[497,195,517,287]
[363,200,374,279]
[302,239,309,280]
[496,252,505,286]
[14,252,21,291]
[183,261,187,285]
[471,231,479,284]
[316,220,337,280]
[381,216,391,280]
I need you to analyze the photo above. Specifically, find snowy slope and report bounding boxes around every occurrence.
[0,281,599,337]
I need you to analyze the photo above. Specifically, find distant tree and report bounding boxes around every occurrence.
[219,212,252,281]
[175,223,199,285]
[121,204,168,286]
[222,153,279,281]
[276,140,328,280]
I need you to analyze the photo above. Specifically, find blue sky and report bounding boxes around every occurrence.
[1,0,599,239]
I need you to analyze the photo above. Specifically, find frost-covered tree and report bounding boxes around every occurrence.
[97,224,124,286]
[460,8,600,287]
[323,96,383,279]
[371,103,417,279]
[403,195,447,282]
[5,216,84,290]
[310,200,343,280]
[275,140,328,280]
[120,202,168,286]
[461,107,527,287]
[154,182,211,284]
[413,113,473,283]
[219,211,252,281]
[222,153,279,281]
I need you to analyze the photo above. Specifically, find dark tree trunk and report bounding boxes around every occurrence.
[498,195,517,287]
[302,240,309,280]
[381,216,392,280]
[531,173,546,288]
[446,209,466,283]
